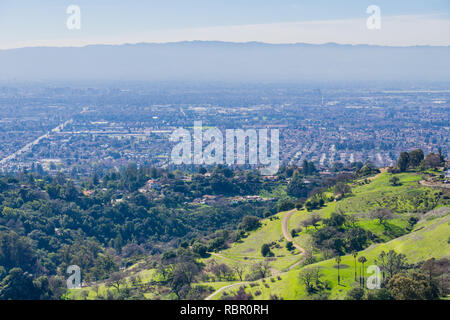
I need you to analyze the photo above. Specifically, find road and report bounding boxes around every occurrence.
[0,119,73,168]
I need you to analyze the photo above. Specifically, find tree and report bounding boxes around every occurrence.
[210,263,234,281]
[310,214,321,230]
[370,208,394,225]
[261,244,272,257]
[170,260,201,299]
[352,251,358,281]
[345,286,365,300]
[389,176,400,186]
[0,268,40,300]
[251,261,271,279]
[387,271,440,300]
[397,152,410,172]
[107,272,126,293]
[239,216,261,231]
[0,231,37,274]
[232,264,245,281]
[298,267,317,293]
[334,182,351,197]
[192,242,208,257]
[421,258,436,283]
[295,201,304,210]
[286,241,294,251]
[302,160,317,176]
[226,286,253,300]
[278,199,295,212]
[287,172,308,198]
[408,149,424,167]
[301,219,313,230]
[335,256,342,285]
[421,153,442,170]
[375,250,408,282]
[358,256,367,286]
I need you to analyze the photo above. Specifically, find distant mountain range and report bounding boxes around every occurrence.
[1,41,449,82]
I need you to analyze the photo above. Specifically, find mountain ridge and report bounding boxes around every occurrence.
[1,40,449,82]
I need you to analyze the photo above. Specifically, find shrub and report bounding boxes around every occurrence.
[261,244,273,257]
[345,287,365,300]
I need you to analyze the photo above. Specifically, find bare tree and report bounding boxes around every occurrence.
[370,208,394,225]
[299,267,315,291]
[375,250,408,281]
[310,214,321,230]
[299,266,322,293]
[251,260,271,279]
[232,264,245,281]
[107,272,126,293]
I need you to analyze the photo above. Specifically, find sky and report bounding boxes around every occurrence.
[0,0,449,49]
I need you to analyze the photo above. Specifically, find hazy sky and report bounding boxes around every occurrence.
[1,0,449,49]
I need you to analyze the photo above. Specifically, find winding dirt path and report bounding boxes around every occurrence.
[210,253,281,275]
[205,281,248,300]
[281,209,307,270]
[205,209,307,300]
[419,179,450,189]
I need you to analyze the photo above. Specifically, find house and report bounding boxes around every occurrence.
[82,189,94,196]
[262,175,279,181]
[145,179,163,190]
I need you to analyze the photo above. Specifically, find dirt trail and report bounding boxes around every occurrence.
[368,167,388,180]
[205,281,248,300]
[281,209,307,270]
[205,209,306,300]
[419,180,450,189]
[210,253,281,275]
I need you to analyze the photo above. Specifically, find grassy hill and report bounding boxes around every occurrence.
[68,171,449,300]
[209,171,449,300]
[213,212,450,300]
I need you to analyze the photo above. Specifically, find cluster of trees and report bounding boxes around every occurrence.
[299,249,448,301]
[355,162,380,178]
[298,266,326,294]
[155,248,204,299]
[0,164,280,299]
[397,149,445,172]
[346,251,448,300]
[311,212,373,255]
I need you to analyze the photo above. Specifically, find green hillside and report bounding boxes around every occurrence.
[213,211,450,300]
[68,171,450,300]
[208,171,449,300]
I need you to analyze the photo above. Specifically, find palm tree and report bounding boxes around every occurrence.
[352,251,358,281]
[358,256,367,287]
[335,255,342,285]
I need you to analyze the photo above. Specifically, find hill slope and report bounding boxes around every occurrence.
[214,212,450,300]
